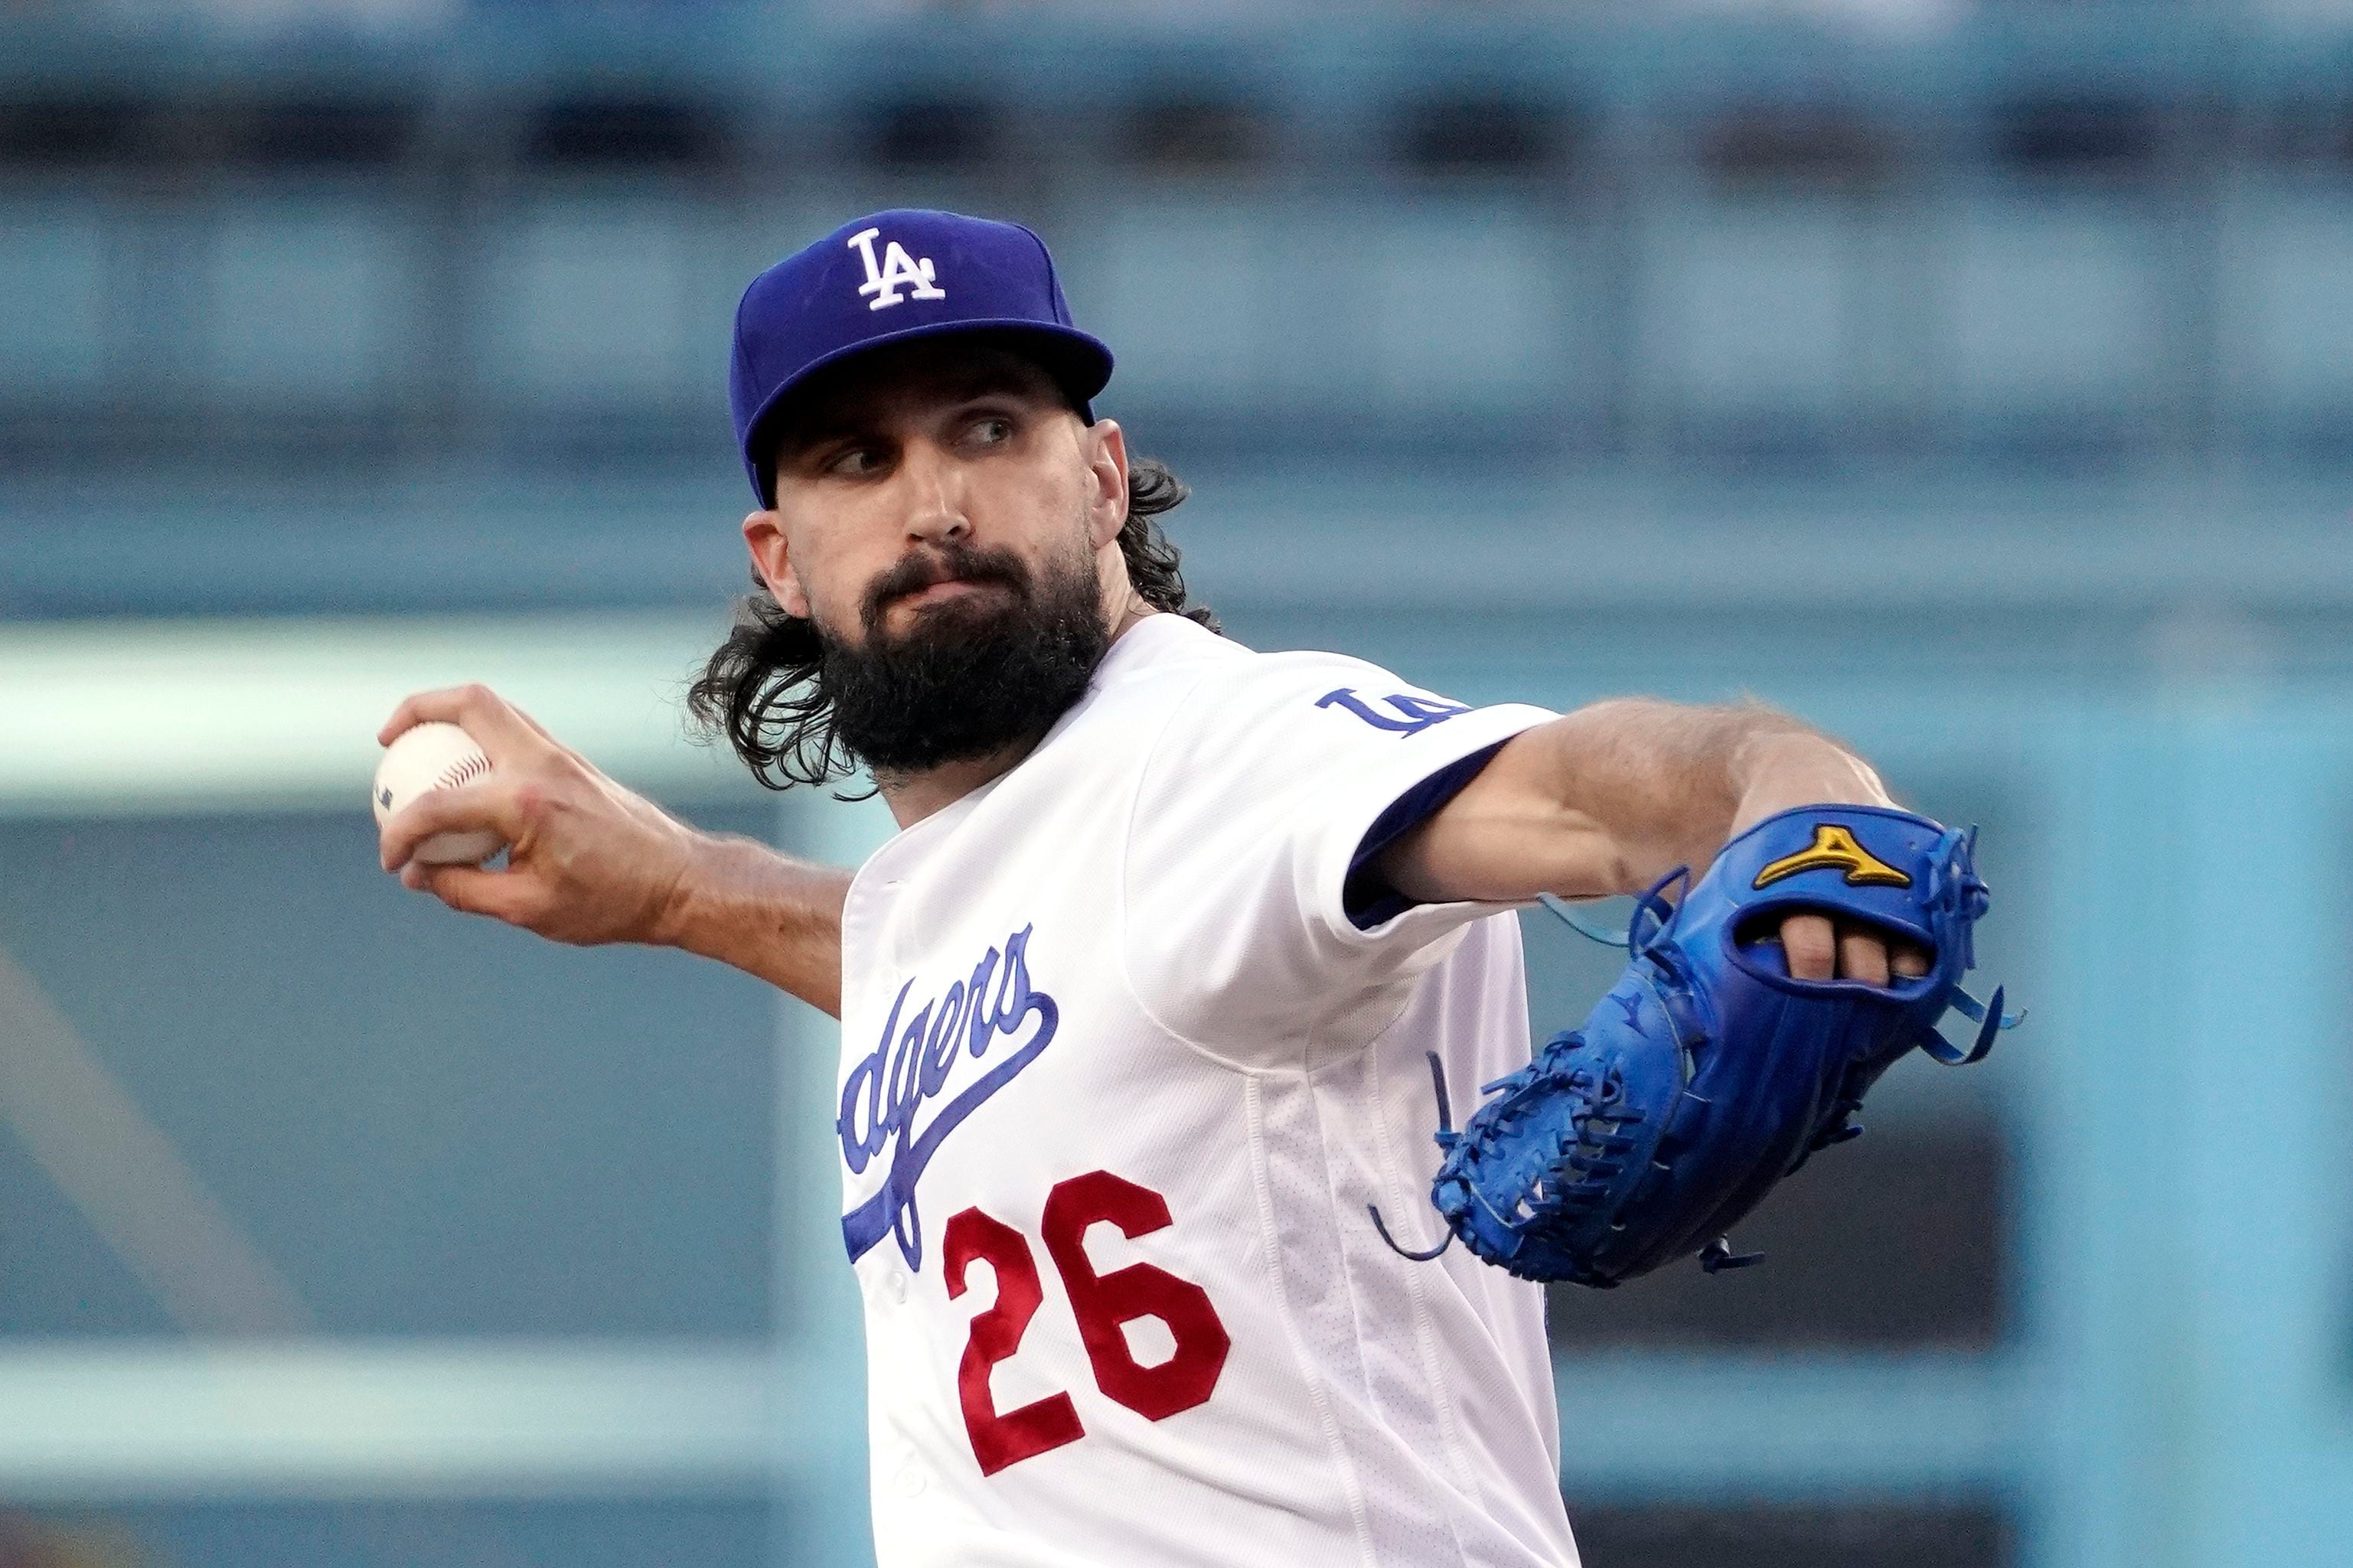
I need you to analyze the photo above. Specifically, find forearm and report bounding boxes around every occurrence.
[1549,699,1894,891]
[654,832,853,1018]
[1382,699,1892,905]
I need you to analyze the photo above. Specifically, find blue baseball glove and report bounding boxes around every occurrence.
[1372,804,2016,1288]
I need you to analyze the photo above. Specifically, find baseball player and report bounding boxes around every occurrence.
[378,210,1930,1568]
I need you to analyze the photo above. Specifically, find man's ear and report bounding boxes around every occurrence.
[1084,419,1130,550]
[742,510,811,619]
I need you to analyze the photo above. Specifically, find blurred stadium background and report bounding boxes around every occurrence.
[3,2,2350,1565]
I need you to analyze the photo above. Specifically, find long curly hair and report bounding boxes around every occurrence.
[687,456,1219,791]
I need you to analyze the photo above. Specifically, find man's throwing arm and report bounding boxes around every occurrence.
[377,684,853,1019]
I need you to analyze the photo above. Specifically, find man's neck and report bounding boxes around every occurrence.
[877,603,1160,829]
[878,743,1037,828]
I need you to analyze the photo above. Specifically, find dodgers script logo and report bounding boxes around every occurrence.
[845,226,945,311]
[837,925,1057,1270]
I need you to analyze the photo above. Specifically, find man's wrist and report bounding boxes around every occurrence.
[649,830,757,960]
[648,830,852,1015]
[1729,732,1894,834]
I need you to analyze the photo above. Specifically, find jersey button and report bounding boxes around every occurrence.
[893,1462,927,1498]
[886,1270,909,1304]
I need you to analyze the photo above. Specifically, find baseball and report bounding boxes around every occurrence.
[373,721,505,866]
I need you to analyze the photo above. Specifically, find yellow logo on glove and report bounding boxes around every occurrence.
[1753,824,1912,890]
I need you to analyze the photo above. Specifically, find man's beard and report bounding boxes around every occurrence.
[814,535,1111,777]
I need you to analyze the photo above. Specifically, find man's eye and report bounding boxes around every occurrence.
[828,448,880,476]
[969,417,1012,445]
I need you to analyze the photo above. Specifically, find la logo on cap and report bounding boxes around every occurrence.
[847,226,945,311]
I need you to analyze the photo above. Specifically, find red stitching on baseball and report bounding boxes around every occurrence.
[435,754,489,790]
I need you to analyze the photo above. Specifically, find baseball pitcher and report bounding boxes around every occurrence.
[377,210,2005,1568]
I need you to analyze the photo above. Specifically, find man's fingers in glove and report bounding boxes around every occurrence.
[1773,914,1931,984]
[1837,924,1890,986]
[1777,913,1838,980]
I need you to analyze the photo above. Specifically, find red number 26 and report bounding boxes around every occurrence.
[942,1170,1230,1476]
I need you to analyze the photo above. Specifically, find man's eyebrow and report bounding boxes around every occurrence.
[778,364,1050,457]
[937,364,1052,403]
[777,412,870,457]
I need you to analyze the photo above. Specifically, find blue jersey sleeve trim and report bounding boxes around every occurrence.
[1340,739,1512,931]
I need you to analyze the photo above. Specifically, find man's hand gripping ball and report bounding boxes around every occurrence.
[376,686,700,948]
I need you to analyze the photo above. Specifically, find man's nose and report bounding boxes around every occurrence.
[897,444,971,546]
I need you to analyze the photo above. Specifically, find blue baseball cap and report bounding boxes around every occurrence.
[729,209,1114,506]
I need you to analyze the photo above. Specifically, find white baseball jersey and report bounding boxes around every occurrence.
[834,612,1579,1568]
